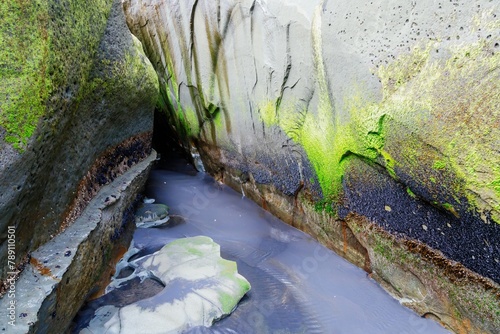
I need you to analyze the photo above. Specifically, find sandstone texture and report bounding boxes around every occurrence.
[123,0,499,332]
[0,151,156,333]
[0,0,158,287]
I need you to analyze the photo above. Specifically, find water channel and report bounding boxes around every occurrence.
[74,161,450,333]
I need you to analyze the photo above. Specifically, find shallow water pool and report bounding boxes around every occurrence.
[75,168,450,334]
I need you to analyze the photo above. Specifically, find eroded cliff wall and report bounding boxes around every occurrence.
[0,0,158,298]
[124,0,499,332]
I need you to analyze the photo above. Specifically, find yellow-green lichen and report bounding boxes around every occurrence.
[373,17,500,222]
[378,43,432,97]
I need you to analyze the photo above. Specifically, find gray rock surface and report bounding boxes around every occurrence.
[82,236,251,334]
[0,0,158,284]
[0,151,157,334]
[135,203,170,228]
[123,0,499,222]
[123,1,500,332]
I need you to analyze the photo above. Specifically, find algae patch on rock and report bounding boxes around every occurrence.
[82,236,251,334]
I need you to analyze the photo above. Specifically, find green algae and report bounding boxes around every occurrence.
[258,15,389,201]
[149,4,499,225]
[0,0,114,151]
[0,0,50,150]
[255,33,499,224]
[258,84,388,202]
[406,188,416,198]
[433,160,446,170]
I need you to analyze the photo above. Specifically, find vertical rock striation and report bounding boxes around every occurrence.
[123,0,499,332]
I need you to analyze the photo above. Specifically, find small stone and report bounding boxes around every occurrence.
[447,223,451,228]
[384,205,392,212]
[143,197,155,204]
[422,225,428,231]
[135,204,169,228]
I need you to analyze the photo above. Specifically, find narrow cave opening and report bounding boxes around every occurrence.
[151,108,197,173]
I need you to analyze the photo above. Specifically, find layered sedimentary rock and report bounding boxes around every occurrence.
[123,0,499,332]
[0,0,158,330]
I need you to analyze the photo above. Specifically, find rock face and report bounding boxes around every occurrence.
[0,0,158,287]
[0,152,156,334]
[123,0,500,332]
[83,236,251,334]
[0,0,159,331]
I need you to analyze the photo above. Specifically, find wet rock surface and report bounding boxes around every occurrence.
[341,158,500,284]
[135,203,170,228]
[0,152,156,334]
[78,236,250,334]
[123,1,500,330]
[0,0,158,284]
[73,167,449,334]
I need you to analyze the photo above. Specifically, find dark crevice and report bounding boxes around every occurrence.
[275,23,292,114]
[152,107,191,165]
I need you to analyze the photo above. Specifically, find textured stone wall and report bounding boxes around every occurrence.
[0,0,158,285]
[124,0,499,226]
[123,0,499,332]
[0,152,156,334]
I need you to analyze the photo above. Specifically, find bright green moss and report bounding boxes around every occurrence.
[0,0,50,150]
[256,34,498,225]
[433,160,446,170]
[258,94,387,200]
[379,149,397,179]
[259,100,278,127]
[0,0,113,151]
[184,108,200,136]
[406,187,416,198]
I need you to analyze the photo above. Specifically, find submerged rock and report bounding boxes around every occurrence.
[134,203,170,228]
[82,236,251,333]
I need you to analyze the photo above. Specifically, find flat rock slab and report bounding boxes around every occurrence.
[82,236,251,334]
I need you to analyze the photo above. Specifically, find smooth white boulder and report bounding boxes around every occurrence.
[83,236,251,333]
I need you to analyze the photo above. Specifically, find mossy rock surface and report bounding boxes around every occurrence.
[0,0,158,283]
[122,6,499,332]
